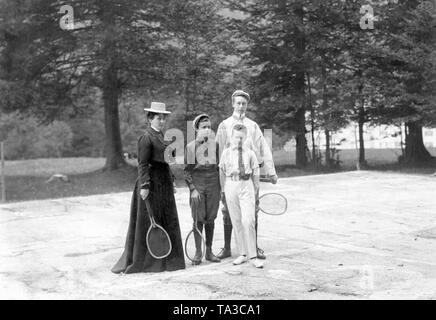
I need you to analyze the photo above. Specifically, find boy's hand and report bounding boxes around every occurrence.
[190,189,201,206]
[220,191,226,203]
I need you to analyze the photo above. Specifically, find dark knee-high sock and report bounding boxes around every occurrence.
[205,223,214,248]
[255,214,259,248]
[224,224,232,250]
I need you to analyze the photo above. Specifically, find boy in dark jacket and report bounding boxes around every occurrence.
[184,114,221,265]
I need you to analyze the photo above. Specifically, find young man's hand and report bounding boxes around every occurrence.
[270,175,278,184]
[190,189,201,206]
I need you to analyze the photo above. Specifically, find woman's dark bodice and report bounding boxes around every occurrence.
[138,126,172,189]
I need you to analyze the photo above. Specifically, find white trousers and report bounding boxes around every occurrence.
[224,179,257,259]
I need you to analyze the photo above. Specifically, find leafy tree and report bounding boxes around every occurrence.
[164,0,240,136]
[224,0,375,167]
[0,0,176,169]
[0,111,73,159]
[34,120,74,158]
[1,0,241,166]
[223,0,311,167]
[371,0,436,164]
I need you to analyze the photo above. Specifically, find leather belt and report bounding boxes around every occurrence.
[227,174,251,181]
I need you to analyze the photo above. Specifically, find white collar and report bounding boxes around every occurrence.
[151,125,160,132]
[232,111,246,121]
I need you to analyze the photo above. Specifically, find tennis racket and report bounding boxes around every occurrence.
[145,198,172,259]
[258,192,288,215]
[184,199,206,264]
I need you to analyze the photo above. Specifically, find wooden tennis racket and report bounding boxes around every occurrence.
[144,198,172,259]
[258,176,287,215]
[258,192,288,215]
[184,199,206,263]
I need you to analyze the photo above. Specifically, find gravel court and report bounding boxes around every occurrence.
[1,171,436,299]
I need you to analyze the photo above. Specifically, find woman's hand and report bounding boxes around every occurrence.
[190,189,201,206]
[140,189,149,200]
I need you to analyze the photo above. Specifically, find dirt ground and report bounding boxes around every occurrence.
[1,171,436,300]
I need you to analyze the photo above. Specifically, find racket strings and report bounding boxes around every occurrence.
[259,193,288,215]
[144,199,172,259]
[185,229,206,262]
[185,200,207,262]
[146,225,172,259]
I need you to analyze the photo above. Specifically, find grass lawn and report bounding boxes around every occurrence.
[2,148,435,203]
[273,147,436,167]
[5,165,138,203]
[4,157,137,177]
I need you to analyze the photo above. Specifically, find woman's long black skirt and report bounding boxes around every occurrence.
[111,162,186,274]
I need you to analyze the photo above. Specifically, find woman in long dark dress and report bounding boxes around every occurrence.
[111,102,185,274]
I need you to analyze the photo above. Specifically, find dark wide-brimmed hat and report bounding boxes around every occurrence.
[144,102,171,114]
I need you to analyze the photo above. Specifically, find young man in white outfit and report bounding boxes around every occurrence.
[216,90,278,260]
[219,124,263,268]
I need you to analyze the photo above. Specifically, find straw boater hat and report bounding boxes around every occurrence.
[231,90,250,102]
[144,102,171,114]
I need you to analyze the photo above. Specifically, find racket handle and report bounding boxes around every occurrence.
[144,199,157,227]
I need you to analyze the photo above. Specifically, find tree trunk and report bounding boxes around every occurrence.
[295,107,308,168]
[2,30,19,78]
[293,4,308,168]
[102,61,125,170]
[400,123,405,158]
[403,121,433,164]
[356,74,366,167]
[306,73,316,165]
[325,129,331,166]
[358,104,366,166]
[100,2,125,171]
[320,57,330,167]
[311,115,316,164]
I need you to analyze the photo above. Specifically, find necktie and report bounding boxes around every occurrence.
[238,140,245,177]
[204,141,209,165]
